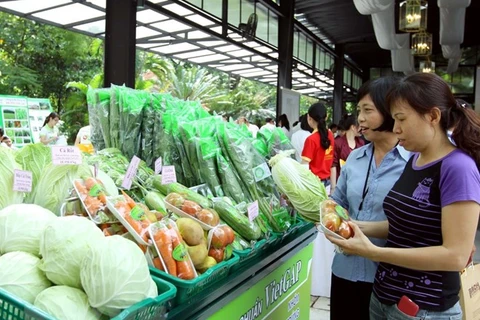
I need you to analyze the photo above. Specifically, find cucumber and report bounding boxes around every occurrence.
[214,200,262,241]
[144,191,167,215]
[151,175,212,208]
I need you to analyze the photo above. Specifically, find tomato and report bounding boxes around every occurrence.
[211,227,227,249]
[221,225,235,245]
[165,193,185,208]
[196,209,220,226]
[181,200,202,216]
[322,199,338,211]
[323,213,341,232]
[338,221,353,239]
[208,248,225,263]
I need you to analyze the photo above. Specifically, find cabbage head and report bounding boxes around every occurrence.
[40,216,104,289]
[269,151,328,222]
[0,204,56,256]
[0,252,51,303]
[34,286,102,320]
[33,163,92,215]
[81,235,157,317]
[0,147,23,210]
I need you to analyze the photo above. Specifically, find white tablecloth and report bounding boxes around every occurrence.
[310,231,335,297]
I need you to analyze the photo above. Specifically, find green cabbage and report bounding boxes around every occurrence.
[269,151,328,222]
[0,147,23,210]
[33,163,91,215]
[34,286,102,320]
[0,252,51,303]
[14,143,52,203]
[80,235,157,317]
[0,204,56,256]
[40,216,104,289]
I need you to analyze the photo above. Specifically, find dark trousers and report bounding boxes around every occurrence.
[330,273,373,320]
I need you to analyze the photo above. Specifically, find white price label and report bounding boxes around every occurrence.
[161,166,177,184]
[248,200,259,222]
[154,157,163,175]
[13,169,33,193]
[51,146,82,165]
[121,156,141,190]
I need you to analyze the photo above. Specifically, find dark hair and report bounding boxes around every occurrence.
[0,128,4,137]
[42,112,59,128]
[265,117,273,123]
[278,114,290,131]
[341,113,357,131]
[357,76,400,132]
[386,73,480,168]
[308,103,330,150]
[329,123,338,130]
[300,114,312,132]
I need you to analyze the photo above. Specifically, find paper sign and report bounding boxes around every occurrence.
[121,156,141,190]
[161,166,177,185]
[248,200,259,222]
[253,162,271,182]
[154,157,163,175]
[13,169,33,193]
[51,146,82,165]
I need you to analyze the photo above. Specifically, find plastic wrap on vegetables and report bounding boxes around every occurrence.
[86,88,105,151]
[109,85,123,149]
[95,88,111,149]
[216,153,247,204]
[0,147,24,210]
[119,88,147,160]
[195,137,224,197]
[140,94,156,168]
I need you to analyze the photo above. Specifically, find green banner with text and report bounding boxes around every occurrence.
[209,242,313,320]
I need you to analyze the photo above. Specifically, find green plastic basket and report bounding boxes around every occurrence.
[0,276,176,320]
[150,253,239,306]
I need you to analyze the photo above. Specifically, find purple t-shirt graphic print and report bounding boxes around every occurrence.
[373,149,480,312]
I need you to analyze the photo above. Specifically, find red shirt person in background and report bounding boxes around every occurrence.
[330,113,365,193]
[302,103,335,184]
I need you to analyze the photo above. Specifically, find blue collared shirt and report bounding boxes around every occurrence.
[330,143,411,283]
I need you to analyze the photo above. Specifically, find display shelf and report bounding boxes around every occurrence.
[166,225,317,320]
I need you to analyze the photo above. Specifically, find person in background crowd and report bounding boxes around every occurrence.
[237,116,260,138]
[277,114,291,139]
[0,128,7,148]
[291,114,312,162]
[330,113,365,194]
[329,123,339,137]
[75,125,94,154]
[261,117,276,131]
[302,103,334,186]
[39,112,60,146]
[329,73,480,320]
[1,136,15,149]
[291,116,302,134]
[326,76,408,320]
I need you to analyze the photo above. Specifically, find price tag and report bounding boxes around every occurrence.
[13,169,33,193]
[252,162,271,182]
[248,200,259,222]
[154,157,163,175]
[121,156,141,190]
[51,146,82,165]
[161,166,177,185]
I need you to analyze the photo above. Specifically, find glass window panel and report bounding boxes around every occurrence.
[228,0,240,28]
[255,3,269,43]
[298,33,307,64]
[268,10,278,48]
[33,3,103,25]
[293,32,300,59]
[0,0,69,14]
[185,0,202,8]
[150,20,191,33]
[203,0,222,19]
[185,14,216,27]
[316,49,325,71]
[241,0,255,28]
[306,40,313,67]
[136,26,159,39]
[163,3,193,16]
[73,20,105,34]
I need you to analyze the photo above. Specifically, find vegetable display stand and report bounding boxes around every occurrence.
[166,224,317,320]
[150,254,240,306]
[0,276,176,320]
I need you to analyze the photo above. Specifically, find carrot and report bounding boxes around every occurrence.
[168,225,195,280]
[74,180,87,195]
[153,257,165,271]
[98,193,107,205]
[121,190,136,209]
[154,228,177,277]
[103,228,113,236]
[84,177,98,190]
[124,213,148,242]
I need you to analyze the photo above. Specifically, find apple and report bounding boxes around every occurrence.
[338,221,353,239]
[323,213,341,232]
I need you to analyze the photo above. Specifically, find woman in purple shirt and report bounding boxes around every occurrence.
[329,73,480,319]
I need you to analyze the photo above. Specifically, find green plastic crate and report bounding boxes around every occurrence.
[0,276,176,320]
[231,239,268,273]
[150,253,239,306]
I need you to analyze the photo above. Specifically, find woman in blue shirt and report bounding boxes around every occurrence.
[328,76,410,320]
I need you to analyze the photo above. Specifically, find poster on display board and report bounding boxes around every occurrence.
[27,98,53,143]
[279,88,301,127]
[208,242,313,320]
[0,95,34,147]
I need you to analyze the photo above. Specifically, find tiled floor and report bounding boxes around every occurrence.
[310,296,330,320]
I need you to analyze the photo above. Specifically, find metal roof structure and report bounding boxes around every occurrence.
[0,0,363,101]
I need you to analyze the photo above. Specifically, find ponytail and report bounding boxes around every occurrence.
[317,119,331,150]
[450,105,480,170]
[42,112,59,128]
